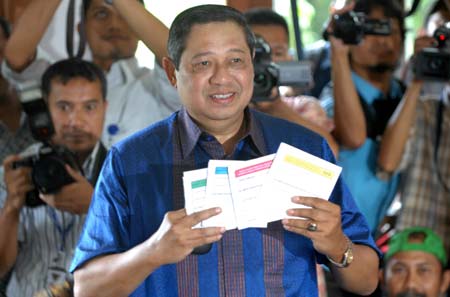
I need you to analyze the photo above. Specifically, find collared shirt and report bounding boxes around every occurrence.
[397,93,450,252]
[71,108,379,297]
[319,73,404,233]
[0,142,102,297]
[1,48,182,150]
[0,113,35,162]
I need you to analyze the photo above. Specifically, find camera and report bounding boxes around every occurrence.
[252,36,313,102]
[325,11,391,45]
[413,22,450,81]
[12,82,82,207]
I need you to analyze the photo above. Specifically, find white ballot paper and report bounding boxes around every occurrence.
[183,168,208,228]
[205,160,243,230]
[260,142,342,223]
[228,154,276,230]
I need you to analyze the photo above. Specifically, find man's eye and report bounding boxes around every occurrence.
[86,103,98,111]
[94,10,109,20]
[57,103,70,112]
[231,58,243,64]
[193,61,210,71]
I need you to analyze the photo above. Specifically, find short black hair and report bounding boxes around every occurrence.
[41,58,107,100]
[167,4,255,70]
[244,8,289,39]
[354,0,406,40]
[0,17,11,39]
[82,0,144,17]
[424,0,450,27]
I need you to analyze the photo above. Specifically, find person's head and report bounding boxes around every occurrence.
[381,227,450,297]
[82,0,143,70]
[244,8,291,62]
[349,0,405,74]
[424,0,450,36]
[41,58,107,160]
[163,5,255,131]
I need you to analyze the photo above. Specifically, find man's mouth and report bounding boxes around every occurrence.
[210,92,235,101]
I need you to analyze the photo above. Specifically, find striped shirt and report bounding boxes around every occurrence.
[0,143,100,297]
[397,95,450,253]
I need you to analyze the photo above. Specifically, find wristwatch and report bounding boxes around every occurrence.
[327,237,354,268]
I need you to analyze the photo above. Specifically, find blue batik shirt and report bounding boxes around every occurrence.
[71,108,379,297]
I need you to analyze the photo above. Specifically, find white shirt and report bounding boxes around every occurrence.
[2,48,181,149]
[0,142,100,297]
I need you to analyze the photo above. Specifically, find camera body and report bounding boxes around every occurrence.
[12,82,82,207]
[13,145,81,207]
[413,22,450,81]
[328,11,391,44]
[252,36,312,102]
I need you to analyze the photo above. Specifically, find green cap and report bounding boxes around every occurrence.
[385,227,448,266]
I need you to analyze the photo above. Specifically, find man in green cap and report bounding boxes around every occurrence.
[381,227,450,297]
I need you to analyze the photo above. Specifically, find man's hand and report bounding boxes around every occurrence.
[281,196,349,263]
[3,155,33,212]
[146,208,225,266]
[40,165,93,214]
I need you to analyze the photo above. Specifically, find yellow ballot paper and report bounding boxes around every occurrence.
[260,142,342,223]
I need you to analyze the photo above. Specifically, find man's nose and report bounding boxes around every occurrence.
[210,64,232,85]
[68,111,87,127]
[404,270,421,292]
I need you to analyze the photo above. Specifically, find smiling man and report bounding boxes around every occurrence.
[70,5,380,297]
[0,59,108,296]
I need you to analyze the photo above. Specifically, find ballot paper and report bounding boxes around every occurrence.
[204,160,244,230]
[260,142,342,223]
[182,168,208,228]
[227,154,276,229]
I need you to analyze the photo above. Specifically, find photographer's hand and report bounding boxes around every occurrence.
[40,165,93,214]
[3,155,33,212]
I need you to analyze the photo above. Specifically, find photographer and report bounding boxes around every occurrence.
[243,8,338,156]
[320,0,408,234]
[378,0,450,256]
[0,59,108,296]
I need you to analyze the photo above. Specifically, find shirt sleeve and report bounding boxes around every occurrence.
[318,82,335,119]
[1,47,51,88]
[70,147,131,272]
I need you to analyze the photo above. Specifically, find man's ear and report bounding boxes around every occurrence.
[162,57,177,88]
[440,268,450,294]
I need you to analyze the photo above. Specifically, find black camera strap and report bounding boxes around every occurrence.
[66,0,86,58]
[433,97,449,192]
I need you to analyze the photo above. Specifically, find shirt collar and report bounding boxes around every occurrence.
[351,72,403,104]
[177,107,266,159]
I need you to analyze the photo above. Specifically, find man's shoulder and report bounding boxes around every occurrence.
[112,113,176,155]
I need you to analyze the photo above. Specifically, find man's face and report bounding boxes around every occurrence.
[383,251,450,297]
[169,21,254,129]
[250,24,291,62]
[350,7,403,72]
[84,0,138,67]
[48,78,106,157]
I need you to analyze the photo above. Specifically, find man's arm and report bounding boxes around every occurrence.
[282,196,379,295]
[254,98,339,157]
[329,36,367,148]
[378,80,422,172]
[0,155,32,277]
[109,0,168,64]
[74,208,225,297]
[4,0,61,72]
